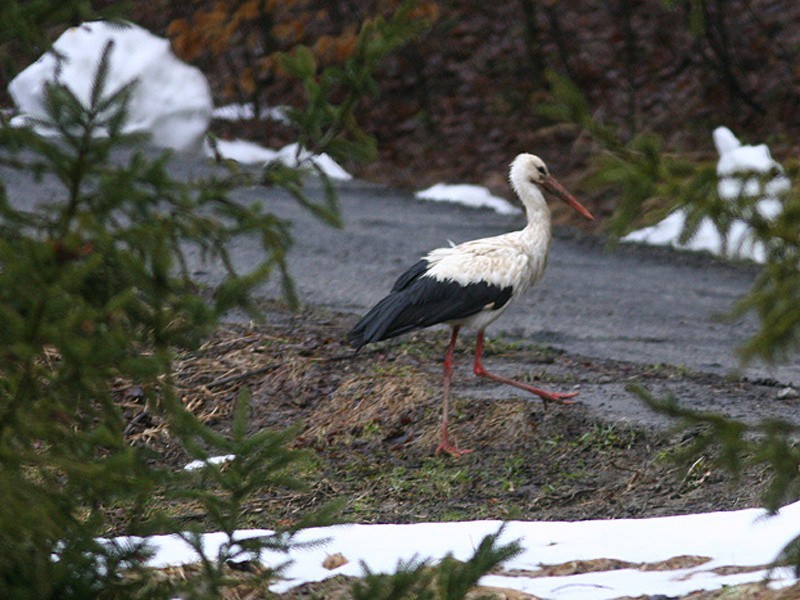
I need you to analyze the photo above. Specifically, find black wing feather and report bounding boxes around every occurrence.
[391,259,428,292]
[348,270,513,349]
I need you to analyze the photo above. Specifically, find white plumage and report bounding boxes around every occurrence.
[349,154,594,456]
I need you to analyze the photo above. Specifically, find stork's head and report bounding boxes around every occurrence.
[510,153,594,220]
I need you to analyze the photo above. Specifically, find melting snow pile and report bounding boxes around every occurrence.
[212,103,289,123]
[270,143,352,181]
[115,500,799,598]
[207,139,352,180]
[182,454,236,472]
[622,126,791,262]
[7,22,352,179]
[8,21,212,153]
[415,183,521,215]
[207,138,279,164]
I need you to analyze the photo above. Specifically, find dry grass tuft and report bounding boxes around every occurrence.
[303,367,436,449]
[472,399,538,449]
[501,555,713,579]
[145,562,273,599]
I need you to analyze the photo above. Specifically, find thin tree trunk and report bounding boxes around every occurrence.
[701,0,765,115]
[542,3,577,82]
[518,0,547,90]
[617,0,638,133]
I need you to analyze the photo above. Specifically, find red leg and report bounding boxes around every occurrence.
[472,330,578,408]
[435,326,473,457]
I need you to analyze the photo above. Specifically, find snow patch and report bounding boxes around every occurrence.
[212,103,290,123]
[212,103,257,121]
[183,454,236,472]
[205,138,279,164]
[415,183,521,215]
[274,143,352,180]
[205,139,352,180]
[622,126,791,262]
[119,500,799,598]
[9,21,212,153]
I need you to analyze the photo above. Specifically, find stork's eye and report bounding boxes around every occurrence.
[537,166,547,175]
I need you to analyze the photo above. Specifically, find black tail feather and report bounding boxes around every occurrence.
[348,291,418,348]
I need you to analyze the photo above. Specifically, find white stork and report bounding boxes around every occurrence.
[348,154,594,457]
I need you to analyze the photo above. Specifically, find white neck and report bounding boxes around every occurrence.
[513,181,553,289]
[512,179,551,231]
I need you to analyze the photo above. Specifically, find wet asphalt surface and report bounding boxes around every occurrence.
[3,149,799,429]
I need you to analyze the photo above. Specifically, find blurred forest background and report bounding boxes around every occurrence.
[4,0,799,228]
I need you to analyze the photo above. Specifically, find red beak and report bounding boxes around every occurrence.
[542,176,594,220]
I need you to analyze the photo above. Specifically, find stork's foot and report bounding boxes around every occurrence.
[535,389,579,406]
[435,440,473,458]
[435,426,473,458]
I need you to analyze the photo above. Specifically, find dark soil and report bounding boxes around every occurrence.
[126,302,771,532]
